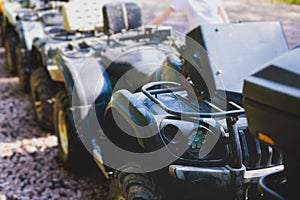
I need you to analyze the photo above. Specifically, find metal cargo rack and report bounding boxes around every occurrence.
[141,81,245,119]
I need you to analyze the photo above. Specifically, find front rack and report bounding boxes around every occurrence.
[141,81,245,118]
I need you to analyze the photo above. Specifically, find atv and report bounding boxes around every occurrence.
[87,21,289,199]
[1,0,68,92]
[27,0,105,130]
[29,0,181,132]
[27,0,183,174]
[27,2,292,200]
[243,46,300,200]
[1,0,25,74]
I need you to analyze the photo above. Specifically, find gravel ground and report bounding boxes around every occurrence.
[0,0,300,200]
[0,48,108,199]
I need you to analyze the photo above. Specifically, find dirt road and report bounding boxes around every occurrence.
[139,0,300,48]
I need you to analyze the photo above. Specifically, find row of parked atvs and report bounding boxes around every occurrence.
[1,0,299,199]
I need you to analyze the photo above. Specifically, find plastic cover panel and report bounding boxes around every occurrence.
[243,47,300,117]
[62,0,103,31]
[185,21,288,97]
[243,47,300,156]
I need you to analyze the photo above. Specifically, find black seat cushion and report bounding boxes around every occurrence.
[103,1,142,35]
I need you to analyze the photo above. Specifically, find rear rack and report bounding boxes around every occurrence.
[117,26,172,42]
[141,81,245,118]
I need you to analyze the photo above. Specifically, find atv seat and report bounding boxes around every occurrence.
[62,0,103,32]
[103,1,142,35]
[41,11,63,26]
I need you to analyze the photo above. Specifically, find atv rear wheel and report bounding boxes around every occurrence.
[4,32,19,75]
[109,168,162,200]
[54,91,95,175]
[16,44,30,93]
[30,68,57,131]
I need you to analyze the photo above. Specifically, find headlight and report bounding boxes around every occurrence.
[161,120,221,160]
[188,129,206,153]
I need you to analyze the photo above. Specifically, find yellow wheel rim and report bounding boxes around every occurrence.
[117,195,125,200]
[58,109,69,156]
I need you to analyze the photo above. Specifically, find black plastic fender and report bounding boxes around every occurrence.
[1,16,9,41]
[31,37,48,66]
[52,53,113,153]
[54,53,112,105]
[104,89,164,152]
[15,21,25,48]
[52,53,111,123]
[102,46,172,92]
[2,16,19,43]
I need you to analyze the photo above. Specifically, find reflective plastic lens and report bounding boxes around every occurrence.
[188,129,206,153]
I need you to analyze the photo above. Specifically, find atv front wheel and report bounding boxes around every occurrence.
[54,91,95,175]
[109,169,163,200]
[30,67,57,130]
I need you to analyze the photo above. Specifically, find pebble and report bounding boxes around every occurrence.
[1,0,300,199]
[0,44,108,200]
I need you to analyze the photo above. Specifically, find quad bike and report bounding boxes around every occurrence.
[1,0,25,74]
[29,0,180,131]
[243,46,300,200]
[28,0,183,173]
[1,0,44,72]
[27,0,104,130]
[26,2,294,200]
[1,0,68,92]
[89,21,290,199]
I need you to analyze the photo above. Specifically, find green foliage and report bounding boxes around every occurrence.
[272,0,300,4]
